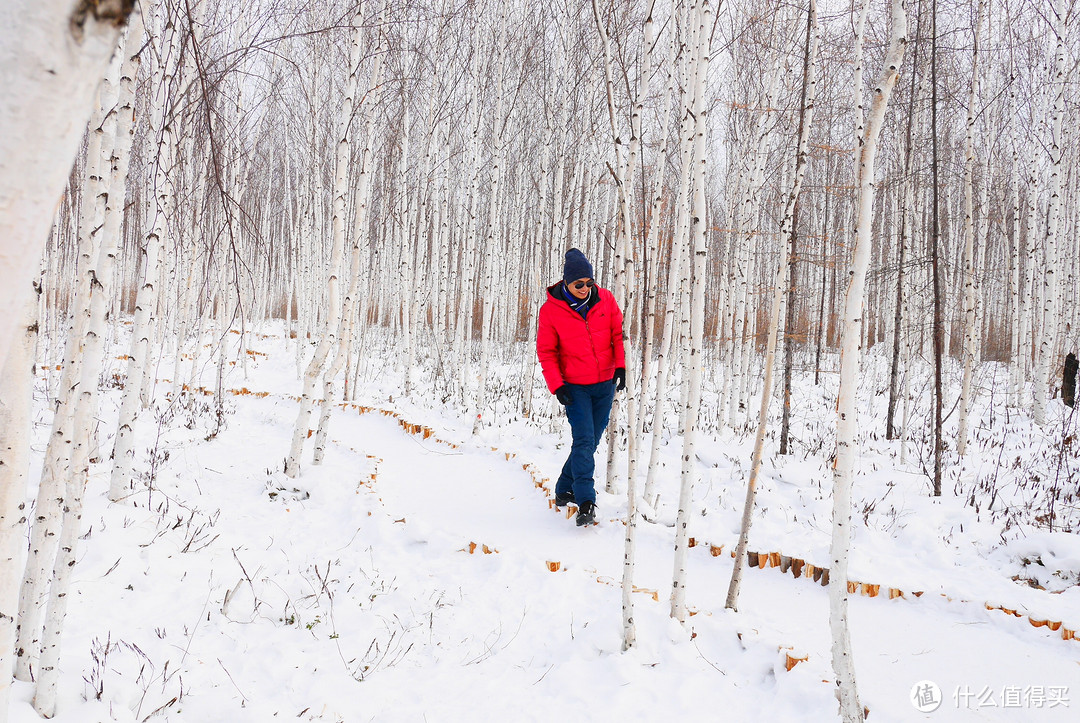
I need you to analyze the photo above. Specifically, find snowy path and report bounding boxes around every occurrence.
[322,402,1080,722]
[11,360,1080,722]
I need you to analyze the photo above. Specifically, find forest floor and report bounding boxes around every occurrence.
[8,322,1080,722]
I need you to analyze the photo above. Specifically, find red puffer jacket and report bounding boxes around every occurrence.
[537,282,626,393]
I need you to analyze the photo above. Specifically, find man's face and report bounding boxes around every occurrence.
[568,277,593,300]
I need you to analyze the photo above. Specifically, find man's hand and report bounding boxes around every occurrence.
[613,368,626,392]
[555,385,573,405]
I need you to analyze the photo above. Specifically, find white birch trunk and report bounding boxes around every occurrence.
[1008,140,1022,407]
[314,50,382,465]
[830,2,906,719]
[643,12,697,510]
[398,101,415,396]
[615,0,659,652]
[103,9,147,500]
[1033,2,1066,427]
[455,33,482,405]
[727,48,784,428]
[0,280,40,723]
[0,0,134,369]
[13,72,117,683]
[957,0,985,458]
[726,0,818,611]
[670,0,712,625]
[284,10,367,477]
[35,45,132,712]
[1019,159,1038,406]
[592,0,632,496]
[474,7,507,431]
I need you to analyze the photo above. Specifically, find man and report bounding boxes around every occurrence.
[536,248,626,526]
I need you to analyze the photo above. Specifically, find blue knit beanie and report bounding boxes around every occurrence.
[562,248,594,284]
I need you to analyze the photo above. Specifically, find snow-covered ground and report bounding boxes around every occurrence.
[9,323,1080,722]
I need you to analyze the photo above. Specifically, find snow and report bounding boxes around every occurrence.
[8,323,1080,722]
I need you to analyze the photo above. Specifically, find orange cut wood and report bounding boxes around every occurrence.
[785,653,808,672]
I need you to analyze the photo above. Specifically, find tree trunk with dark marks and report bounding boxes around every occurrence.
[0,0,134,374]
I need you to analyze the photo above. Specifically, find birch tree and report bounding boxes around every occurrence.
[956,0,986,458]
[643,10,697,511]
[1033,0,1067,427]
[313,49,383,465]
[829,2,906,719]
[13,61,125,683]
[930,0,944,496]
[106,7,151,500]
[670,0,713,625]
[0,0,136,368]
[727,0,818,611]
[285,6,369,478]
[0,280,40,723]
[32,24,145,708]
[614,0,659,652]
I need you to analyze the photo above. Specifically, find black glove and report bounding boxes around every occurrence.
[613,368,626,392]
[555,385,573,405]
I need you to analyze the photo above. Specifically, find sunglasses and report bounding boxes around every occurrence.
[572,279,595,290]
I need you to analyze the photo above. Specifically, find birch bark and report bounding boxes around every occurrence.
[616,0,658,652]
[638,15,678,442]
[0,280,40,723]
[727,45,783,428]
[13,73,116,684]
[830,2,906,719]
[643,10,696,510]
[35,39,136,712]
[314,51,383,465]
[475,6,508,430]
[105,8,150,500]
[1033,1,1066,427]
[780,2,819,456]
[670,0,712,625]
[887,17,922,442]
[727,0,817,611]
[957,0,985,458]
[284,9,367,477]
[1008,147,1022,407]
[0,0,135,369]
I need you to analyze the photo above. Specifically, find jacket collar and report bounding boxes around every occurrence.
[547,281,599,318]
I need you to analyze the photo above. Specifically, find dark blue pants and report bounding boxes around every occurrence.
[555,380,615,505]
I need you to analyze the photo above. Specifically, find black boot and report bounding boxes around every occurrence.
[576,500,596,526]
[554,491,575,507]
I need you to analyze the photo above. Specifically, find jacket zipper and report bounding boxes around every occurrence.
[583,311,599,370]
[557,291,603,379]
